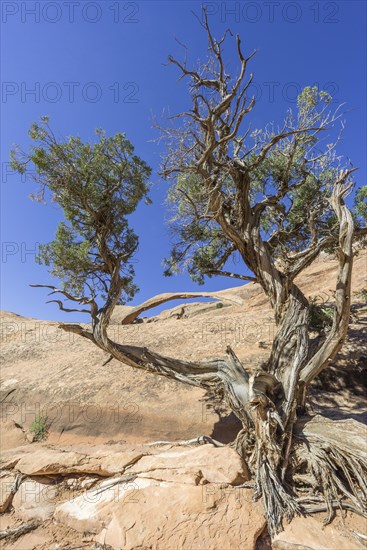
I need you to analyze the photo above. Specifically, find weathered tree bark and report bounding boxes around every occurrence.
[0,520,42,541]
[231,181,360,534]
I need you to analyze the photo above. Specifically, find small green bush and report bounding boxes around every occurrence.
[309,299,334,333]
[30,415,49,441]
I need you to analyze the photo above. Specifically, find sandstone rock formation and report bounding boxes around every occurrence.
[0,251,366,548]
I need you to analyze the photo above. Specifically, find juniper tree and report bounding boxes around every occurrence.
[11,119,152,311]
[11,14,367,538]
[157,12,367,532]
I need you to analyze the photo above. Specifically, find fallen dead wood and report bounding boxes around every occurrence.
[0,519,42,540]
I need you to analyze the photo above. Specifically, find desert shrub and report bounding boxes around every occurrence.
[30,415,49,441]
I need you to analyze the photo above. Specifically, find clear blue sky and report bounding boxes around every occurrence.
[1,0,366,321]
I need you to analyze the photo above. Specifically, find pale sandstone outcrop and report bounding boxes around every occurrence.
[0,472,17,513]
[12,480,58,521]
[0,421,27,451]
[55,477,265,549]
[0,439,365,549]
[2,446,144,477]
[95,483,265,550]
[273,516,364,550]
[129,444,249,484]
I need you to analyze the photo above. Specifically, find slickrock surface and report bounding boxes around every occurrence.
[0,436,365,549]
[0,251,366,548]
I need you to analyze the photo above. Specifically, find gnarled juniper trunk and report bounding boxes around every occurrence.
[238,289,312,534]
[195,182,362,535]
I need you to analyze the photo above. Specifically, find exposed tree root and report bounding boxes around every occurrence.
[0,520,42,541]
[232,414,367,537]
[293,433,367,524]
[254,459,303,537]
[241,437,367,538]
[300,500,366,515]
[147,435,225,447]
[230,427,256,462]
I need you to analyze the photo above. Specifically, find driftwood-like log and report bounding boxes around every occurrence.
[0,520,42,541]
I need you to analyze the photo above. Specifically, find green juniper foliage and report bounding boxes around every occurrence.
[11,117,151,304]
[355,185,367,224]
[164,87,362,283]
